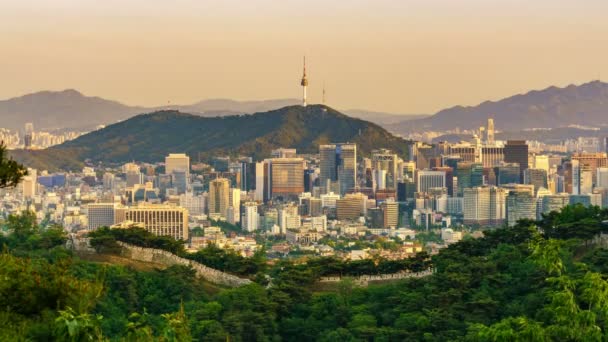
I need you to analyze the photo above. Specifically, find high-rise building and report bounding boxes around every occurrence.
[124,204,188,240]
[103,173,115,190]
[481,146,504,168]
[24,123,34,149]
[580,164,594,194]
[21,168,37,198]
[381,199,399,228]
[179,192,205,216]
[165,153,190,177]
[319,143,357,195]
[416,170,446,193]
[456,162,483,195]
[504,140,529,182]
[87,203,119,230]
[209,178,230,219]
[255,161,272,202]
[271,148,298,159]
[172,170,188,195]
[571,152,608,185]
[541,193,570,216]
[228,188,241,224]
[534,155,550,173]
[372,149,399,190]
[336,193,368,220]
[524,168,548,194]
[271,158,305,198]
[463,186,506,226]
[506,188,536,226]
[487,118,495,145]
[240,161,256,192]
[597,167,608,188]
[242,202,259,232]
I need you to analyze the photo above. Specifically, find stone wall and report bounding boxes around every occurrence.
[319,269,433,284]
[116,242,252,287]
[69,237,251,287]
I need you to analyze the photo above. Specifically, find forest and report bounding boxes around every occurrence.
[2,204,608,341]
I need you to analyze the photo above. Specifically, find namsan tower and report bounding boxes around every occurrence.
[300,56,308,107]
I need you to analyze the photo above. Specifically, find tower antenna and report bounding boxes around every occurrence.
[322,81,326,105]
[300,56,308,107]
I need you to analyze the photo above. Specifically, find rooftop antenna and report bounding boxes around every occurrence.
[322,81,326,105]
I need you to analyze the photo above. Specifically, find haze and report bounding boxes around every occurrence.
[2,0,608,114]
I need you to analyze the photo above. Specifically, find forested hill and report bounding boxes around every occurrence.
[12,105,411,170]
[3,205,608,340]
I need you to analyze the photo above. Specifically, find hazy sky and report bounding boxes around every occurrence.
[2,0,608,114]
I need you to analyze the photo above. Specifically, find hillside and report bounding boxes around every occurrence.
[12,105,411,170]
[394,80,608,133]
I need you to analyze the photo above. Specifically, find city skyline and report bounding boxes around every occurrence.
[2,0,608,114]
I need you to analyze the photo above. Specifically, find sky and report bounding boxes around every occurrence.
[1,0,608,114]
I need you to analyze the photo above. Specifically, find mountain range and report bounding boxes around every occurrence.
[0,90,420,131]
[9,105,411,171]
[393,80,608,134]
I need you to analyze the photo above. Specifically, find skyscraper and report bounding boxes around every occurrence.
[165,153,190,177]
[255,160,272,202]
[271,158,305,198]
[209,178,230,219]
[416,170,446,193]
[319,143,357,195]
[463,186,506,226]
[242,202,259,232]
[504,140,529,182]
[486,118,495,145]
[24,123,34,149]
[524,168,548,194]
[506,188,536,226]
[372,149,399,190]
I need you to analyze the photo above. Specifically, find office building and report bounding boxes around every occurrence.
[456,162,483,195]
[481,146,504,168]
[271,158,304,198]
[21,168,37,198]
[336,193,368,220]
[524,168,548,194]
[319,143,357,195]
[255,161,272,202]
[504,140,529,182]
[541,193,570,215]
[372,149,399,189]
[382,199,399,228]
[87,203,119,230]
[416,170,446,193]
[209,178,230,219]
[242,202,259,232]
[463,186,506,226]
[165,153,190,177]
[597,167,608,188]
[506,188,536,226]
[179,192,205,216]
[125,204,188,240]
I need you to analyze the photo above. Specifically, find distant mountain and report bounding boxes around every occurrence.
[0,89,424,131]
[0,89,146,131]
[393,81,608,134]
[11,105,411,170]
[343,110,430,125]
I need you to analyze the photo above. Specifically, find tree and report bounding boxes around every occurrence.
[0,142,27,189]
